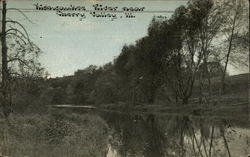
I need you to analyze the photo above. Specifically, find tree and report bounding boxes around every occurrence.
[219,0,249,93]
[114,19,169,104]
[94,69,119,104]
[164,0,232,104]
[69,65,102,104]
[164,3,207,105]
[114,44,136,102]
[112,0,248,105]
[1,1,43,118]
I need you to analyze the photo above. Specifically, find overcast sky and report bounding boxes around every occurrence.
[5,0,249,77]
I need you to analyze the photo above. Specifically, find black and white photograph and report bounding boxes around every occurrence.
[0,0,249,156]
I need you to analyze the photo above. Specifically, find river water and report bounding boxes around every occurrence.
[0,109,249,157]
[99,112,250,157]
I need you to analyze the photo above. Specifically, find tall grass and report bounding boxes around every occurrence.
[0,112,108,157]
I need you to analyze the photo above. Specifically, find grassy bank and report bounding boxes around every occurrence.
[0,112,108,157]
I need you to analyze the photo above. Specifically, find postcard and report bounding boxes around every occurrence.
[0,0,249,157]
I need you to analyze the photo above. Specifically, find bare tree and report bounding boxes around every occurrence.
[1,0,43,118]
[219,0,249,93]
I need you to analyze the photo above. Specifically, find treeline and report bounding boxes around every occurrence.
[10,0,249,113]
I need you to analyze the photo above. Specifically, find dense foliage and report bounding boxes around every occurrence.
[3,0,248,115]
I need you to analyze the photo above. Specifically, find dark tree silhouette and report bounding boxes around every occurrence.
[1,1,43,118]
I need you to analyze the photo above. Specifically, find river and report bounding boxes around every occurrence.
[0,109,249,157]
[99,112,250,157]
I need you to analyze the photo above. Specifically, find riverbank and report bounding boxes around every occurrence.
[99,73,249,126]
[0,113,108,157]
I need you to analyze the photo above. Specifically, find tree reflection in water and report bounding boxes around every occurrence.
[102,112,249,157]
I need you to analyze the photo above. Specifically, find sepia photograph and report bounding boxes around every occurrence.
[0,0,249,157]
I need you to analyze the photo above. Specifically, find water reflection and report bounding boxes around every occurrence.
[0,111,248,157]
[101,112,250,157]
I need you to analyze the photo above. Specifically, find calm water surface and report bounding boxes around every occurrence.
[1,109,249,157]
[98,111,250,157]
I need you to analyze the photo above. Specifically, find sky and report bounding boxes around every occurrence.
[4,0,249,77]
